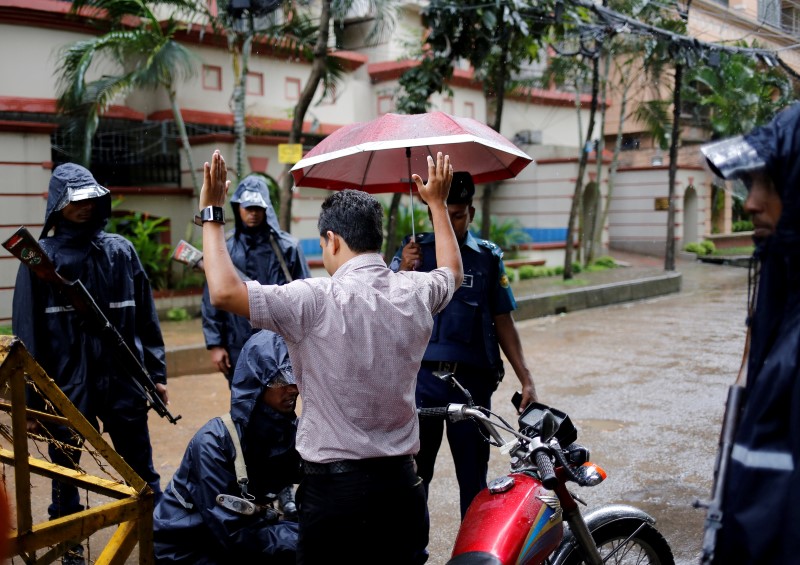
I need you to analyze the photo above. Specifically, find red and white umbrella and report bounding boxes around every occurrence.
[289,111,533,193]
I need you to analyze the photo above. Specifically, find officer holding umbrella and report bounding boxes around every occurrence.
[390,171,537,525]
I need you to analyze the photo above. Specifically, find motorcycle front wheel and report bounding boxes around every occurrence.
[559,519,675,565]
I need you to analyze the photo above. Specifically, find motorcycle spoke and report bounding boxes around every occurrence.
[599,539,652,564]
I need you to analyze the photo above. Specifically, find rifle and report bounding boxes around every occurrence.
[694,326,750,564]
[3,226,181,424]
[171,240,250,281]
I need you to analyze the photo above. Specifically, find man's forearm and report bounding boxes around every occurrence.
[202,222,250,318]
[429,202,463,288]
[200,151,251,318]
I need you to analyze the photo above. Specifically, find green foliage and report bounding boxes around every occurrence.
[592,255,617,268]
[165,307,191,322]
[684,242,704,255]
[683,43,794,139]
[713,246,754,256]
[701,240,716,255]
[0,325,12,336]
[110,211,172,290]
[633,100,672,150]
[57,1,201,165]
[171,266,205,290]
[385,203,432,243]
[733,220,754,232]
[684,240,717,256]
[396,57,454,115]
[470,215,531,252]
[518,265,537,280]
[395,0,550,116]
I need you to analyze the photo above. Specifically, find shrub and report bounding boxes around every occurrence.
[166,307,191,322]
[684,242,706,255]
[471,215,531,251]
[733,220,754,232]
[109,210,172,290]
[0,325,12,335]
[505,267,518,282]
[592,256,617,268]
[518,265,537,280]
[701,240,716,255]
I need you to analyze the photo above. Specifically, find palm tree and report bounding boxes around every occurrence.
[57,0,203,194]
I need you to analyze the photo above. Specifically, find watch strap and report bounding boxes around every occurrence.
[194,206,225,226]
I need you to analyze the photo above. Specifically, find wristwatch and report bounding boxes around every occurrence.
[194,206,225,226]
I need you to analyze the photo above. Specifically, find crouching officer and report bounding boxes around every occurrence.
[390,171,537,520]
[153,330,300,564]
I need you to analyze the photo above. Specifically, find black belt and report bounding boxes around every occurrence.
[303,455,413,475]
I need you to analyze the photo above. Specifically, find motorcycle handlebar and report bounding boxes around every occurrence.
[417,406,449,419]
[419,403,566,489]
[535,450,558,490]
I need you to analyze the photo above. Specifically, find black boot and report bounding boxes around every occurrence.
[62,544,85,565]
[277,485,297,521]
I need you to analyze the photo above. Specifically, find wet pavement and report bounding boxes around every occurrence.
[433,256,746,565]
[151,253,748,565]
[8,252,749,563]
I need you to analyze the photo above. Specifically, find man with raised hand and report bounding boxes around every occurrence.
[197,149,463,564]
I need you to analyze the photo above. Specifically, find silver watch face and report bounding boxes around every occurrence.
[202,206,224,223]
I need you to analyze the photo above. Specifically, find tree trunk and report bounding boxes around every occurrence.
[665,62,682,272]
[586,52,610,264]
[564,54,600,280]
[231,31,253,184]
[81,111,99,167]
[480,5,508,239]
[169,89,200,196]
[279,0,332,232]
[597,75,632,261]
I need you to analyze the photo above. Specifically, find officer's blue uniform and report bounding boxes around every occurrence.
[390,230,516,516]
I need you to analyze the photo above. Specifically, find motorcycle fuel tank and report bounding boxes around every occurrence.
[451,473,563,564]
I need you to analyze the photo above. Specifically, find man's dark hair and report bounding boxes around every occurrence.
[318,189,383,252]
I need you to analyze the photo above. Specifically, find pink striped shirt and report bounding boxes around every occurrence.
[246,252,454,463]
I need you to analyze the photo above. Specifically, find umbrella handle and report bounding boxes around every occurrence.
[407,148,415,241]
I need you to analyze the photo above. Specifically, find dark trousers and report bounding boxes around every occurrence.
[296,456,428,564]
[48,410,162,519]
[415,365,493,518]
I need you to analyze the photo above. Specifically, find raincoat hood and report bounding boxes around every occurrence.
[229,330,295,430]
[701,103,800,246]
[230,175,281,235]
[42,163,111,238]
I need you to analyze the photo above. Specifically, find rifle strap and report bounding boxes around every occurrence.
[736,257,759,388]
[269,234,293,283]
[221,412,250,495]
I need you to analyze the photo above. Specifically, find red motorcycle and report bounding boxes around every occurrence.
[419,374,675,565]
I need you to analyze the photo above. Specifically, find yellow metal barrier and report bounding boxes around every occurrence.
[0,335,154,564]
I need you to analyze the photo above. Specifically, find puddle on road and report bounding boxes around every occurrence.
[550,384,594,396]
[577,418,627,432]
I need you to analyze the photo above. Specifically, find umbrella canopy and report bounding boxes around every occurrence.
[290,111,533,193]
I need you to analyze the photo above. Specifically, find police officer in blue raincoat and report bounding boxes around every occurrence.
[201,175,310,382]
[701,102,800,563]
[390,172,537,519]
[153,330,300,564]
[12,163,166,564]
